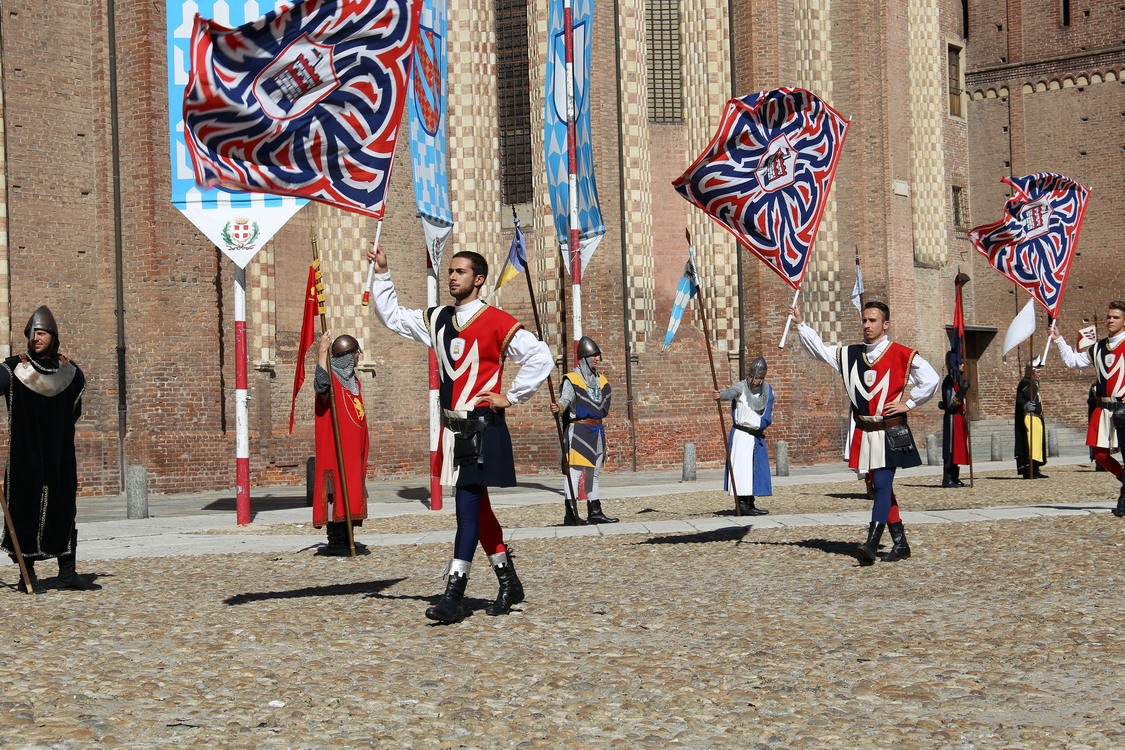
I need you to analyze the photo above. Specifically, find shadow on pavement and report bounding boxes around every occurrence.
[637,527,751,545]
[398,481,562,502]
[203,496,309,513]
[224,577,407,605]
[749,537,866,562]
[823,492,871,500]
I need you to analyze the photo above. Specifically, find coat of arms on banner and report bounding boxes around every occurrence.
[222,217,261,252]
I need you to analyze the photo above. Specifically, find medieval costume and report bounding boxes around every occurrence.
[557,337,618,525]
[371,261,552,622]
[0,306,94,593]
[1014,363,1047,478]
[716,356,773,516]
[938,350,970,487]
[796,314,938,565]
[1055,329,1125,511]
[312,334,370,556]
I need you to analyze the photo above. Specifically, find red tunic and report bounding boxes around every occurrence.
[313,375,369,527]
[838,341,917,470]
[1086,337,1125,447]
[428,304,522,412]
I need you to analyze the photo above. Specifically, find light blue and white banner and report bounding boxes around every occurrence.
[167,0,305,268]
[408,0,453,270]
[544,0,605,274]
[662,253,700,352]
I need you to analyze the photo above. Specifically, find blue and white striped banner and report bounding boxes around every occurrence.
[661,253,700,352]
[408,0,453,269]
[544,0,605,273]
[167,0,305,268]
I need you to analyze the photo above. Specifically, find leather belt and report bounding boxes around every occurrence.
[734,424,765,438]
[1098,398,1122,409]
[572,418,603,426]
[441,410,502,434]
[853,414,906,432]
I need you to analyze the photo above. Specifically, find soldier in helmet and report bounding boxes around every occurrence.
[1014,360,1047,479]
[551,336,619,525]
[713,356,774,516]
[0,306,95,593]
[312,331,370,556]
[938,349,971,487]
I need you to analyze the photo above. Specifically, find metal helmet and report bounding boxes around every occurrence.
[576,336,601,359]
[331,334,361,357]
[24,305,59,340]
[748,356,767,379]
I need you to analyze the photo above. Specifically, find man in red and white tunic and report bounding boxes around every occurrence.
[1052,301,1125,516]
[790,301,938,564]
[368,244,552,623]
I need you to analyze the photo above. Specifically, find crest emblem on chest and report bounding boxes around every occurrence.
[450,337,466,361]
[863,370,877,387]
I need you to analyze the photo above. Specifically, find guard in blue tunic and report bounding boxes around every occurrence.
[713,356,774,516]
[551,336,619,525]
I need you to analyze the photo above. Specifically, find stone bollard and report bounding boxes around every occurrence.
[991,433,1002,462]
[1048,429,1059,458]
[682,443,697,482]
[775,440,790,477]
[126,465,148,520]
[306,456,316,507]
[926,434,940,466]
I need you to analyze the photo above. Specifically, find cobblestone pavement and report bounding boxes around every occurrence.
[2,463,1125,749]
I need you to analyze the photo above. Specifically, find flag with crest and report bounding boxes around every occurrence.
[673,88,849,291]
[184,0,421,218]
[968,173,1090,318]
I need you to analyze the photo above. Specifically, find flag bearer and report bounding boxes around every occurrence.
[939,351,971,487]
[789,301,939,564]
[368,244,553,622]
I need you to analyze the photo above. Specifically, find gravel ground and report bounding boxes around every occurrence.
[2,465,1125,748]
[205,463,1115,537]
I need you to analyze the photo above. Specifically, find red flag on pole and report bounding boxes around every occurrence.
[289,260,326,433]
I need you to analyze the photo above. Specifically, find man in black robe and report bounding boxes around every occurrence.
[0,306,94,593]
[1015,361,1047,479]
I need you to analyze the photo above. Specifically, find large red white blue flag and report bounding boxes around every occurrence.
[183,0,421,219]
[673,88,849,291]
[968,173,1090,318]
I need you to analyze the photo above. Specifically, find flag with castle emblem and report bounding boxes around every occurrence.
[673,88,850,291]
[969,173,1090,318]
[183,0,421,219]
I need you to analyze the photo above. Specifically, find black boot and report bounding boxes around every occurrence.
[562,496,587,526]
[738,496,753,516]
[16,559,45,595]
[316,522,369,556]
[485,551,524,616]
[856,522,885,565]
[941,467,955,488]
[882,521,911,562]
[744,496,769,516]
[586,500,618,524]
[425,565,469,624]
[950,465,966,487]
[56,531,99,591]
[1113,487,1125,518]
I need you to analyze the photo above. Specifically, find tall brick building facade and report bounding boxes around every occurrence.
[0,0,1120,496]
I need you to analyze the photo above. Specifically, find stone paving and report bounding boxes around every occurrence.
[2,459,1125,748]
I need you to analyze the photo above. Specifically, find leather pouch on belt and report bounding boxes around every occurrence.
[452,430,484,466]
[1112,404,1125,429]
[885,420,916,453]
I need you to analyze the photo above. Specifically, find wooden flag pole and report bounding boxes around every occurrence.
[687,230,742,516]
[0,488,35,594]
[360,220,385,307]
[311,233,357,557]
[778,287,802,349]
[516,213,581,521]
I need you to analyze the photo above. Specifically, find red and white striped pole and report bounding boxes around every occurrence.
[564,0,581,366]
[234,264,251,525]
[427,254,443,511]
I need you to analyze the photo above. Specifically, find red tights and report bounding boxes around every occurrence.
[1092,448,1124,479]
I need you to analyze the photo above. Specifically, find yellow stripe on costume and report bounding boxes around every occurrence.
[569,449,595,468]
